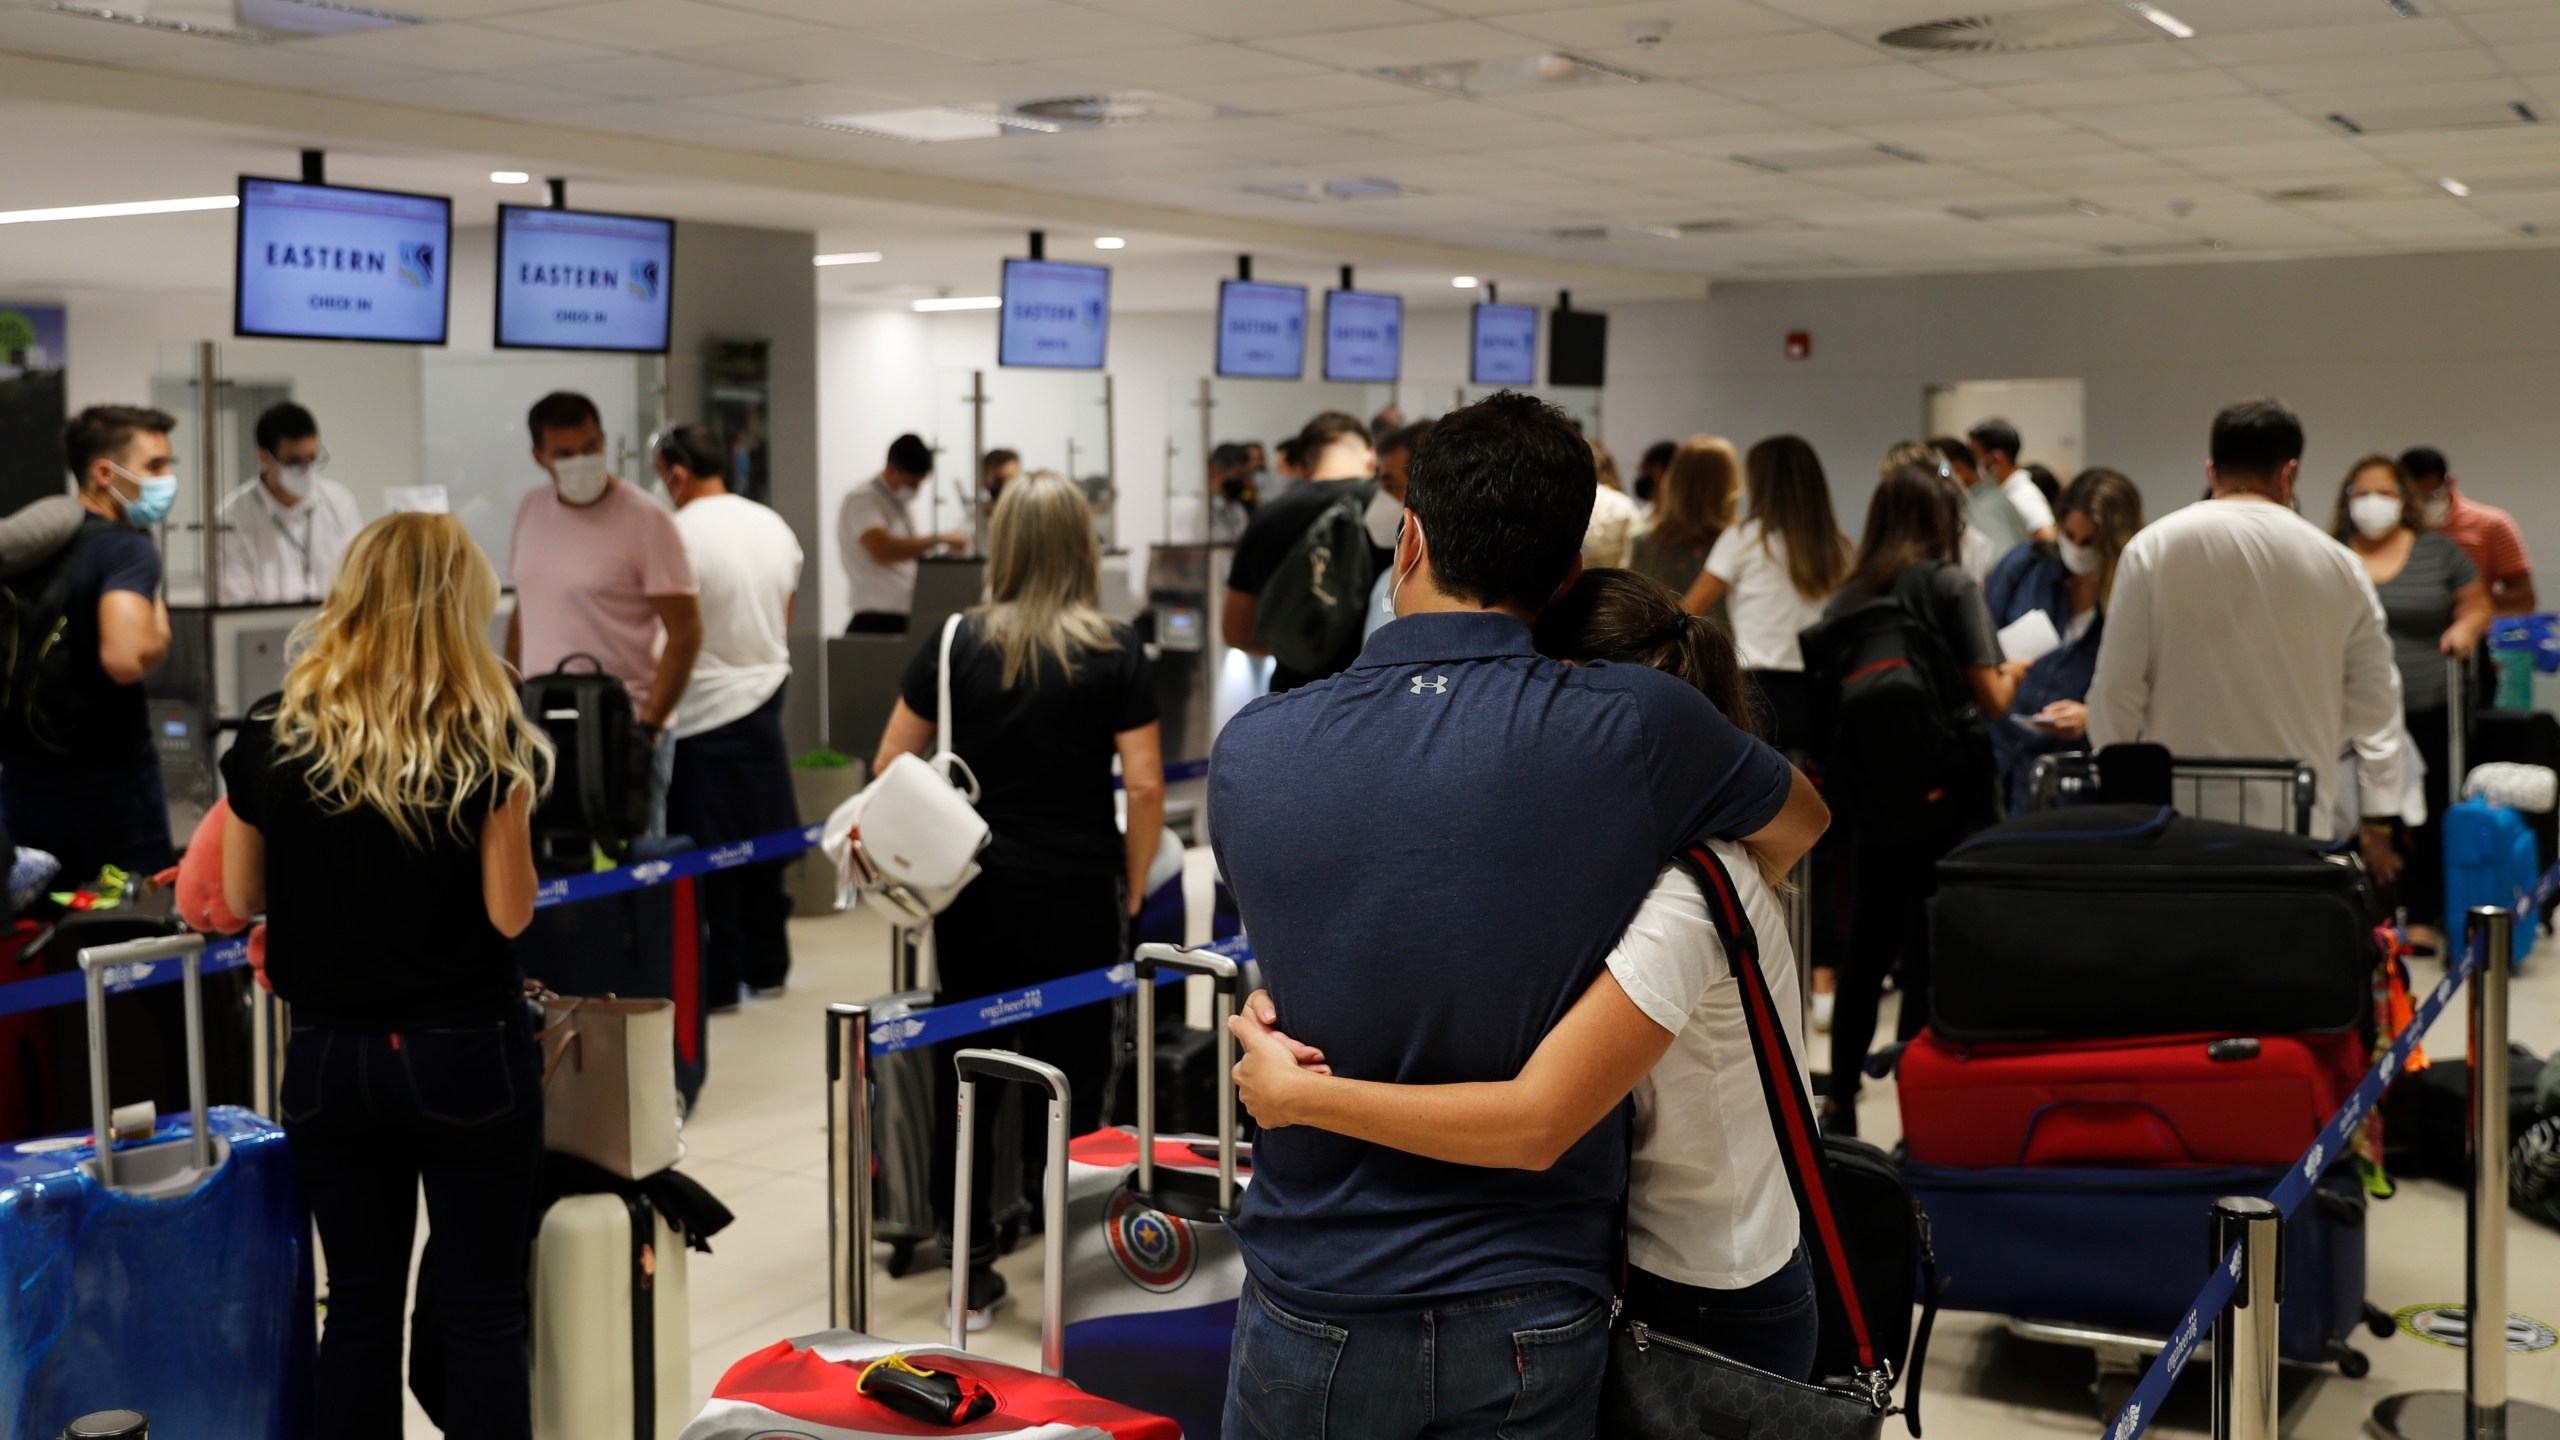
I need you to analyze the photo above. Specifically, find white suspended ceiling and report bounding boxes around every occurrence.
[4,0,2560,293]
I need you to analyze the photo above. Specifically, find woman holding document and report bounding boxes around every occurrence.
[1982,468,2147,810]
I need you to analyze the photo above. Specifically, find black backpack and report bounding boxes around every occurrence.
[1800,562,1986,839]
[1250,483,1377,676]
[521,654,652,868]
[0,498,98,759]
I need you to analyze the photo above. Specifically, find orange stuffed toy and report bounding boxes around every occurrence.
[162,799,268,989]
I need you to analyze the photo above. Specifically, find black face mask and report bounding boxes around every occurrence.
[1219,475,1250,501]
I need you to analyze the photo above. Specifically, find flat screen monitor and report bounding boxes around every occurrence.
[1549,308,1608,388]
[1216,279,1307,379]
[495,205,675,354]
[1323,289,1402,383]
[999,258,1110,369]
[234,176,451,344]
[1470,302,1538,386]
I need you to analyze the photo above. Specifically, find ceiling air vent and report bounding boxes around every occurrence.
[1006,93,1212,128]
[1544,225,1611,242]
[2329,101,2537,136]
[1878,8,2144,54]
[1379,53,1644,98]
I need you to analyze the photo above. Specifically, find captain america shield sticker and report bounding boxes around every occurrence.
[1105,1188,1197,1293]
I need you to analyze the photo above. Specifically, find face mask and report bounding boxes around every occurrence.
[1363,487,1404,550]
[273,463,314,500]
[552,453,610,506]
[2348,494,2404,540]
[2420,494,2450,527]
[2057,536,2100,577]
[109,461,178,528]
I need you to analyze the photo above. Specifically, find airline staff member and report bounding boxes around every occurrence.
[218,402,363,606]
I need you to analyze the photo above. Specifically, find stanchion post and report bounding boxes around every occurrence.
[825,1002,872,1334]
[2211,1196,2282,1440]
[2369,905,2560,1440]
[2448,653,2470,799]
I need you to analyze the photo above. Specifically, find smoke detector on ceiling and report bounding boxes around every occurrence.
[1879,8,2144,53]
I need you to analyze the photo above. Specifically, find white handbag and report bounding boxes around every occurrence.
[822,614,992,922]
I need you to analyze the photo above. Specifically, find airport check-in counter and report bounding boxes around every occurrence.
[825,556,986,761]
[1144,542,1266,777]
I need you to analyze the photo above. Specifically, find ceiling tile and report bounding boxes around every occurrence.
[1478,0,1809,49]
[507,53,787,100]
[1163,71,1439,114]
[865,6,1198,62]
[866,62,1140,105]
[1069,0,1449,42]
[2150,0,2418,36]
[711,0,1051,21]
[542,100,773,138]
[0,6,246,65]
[2458,7,2560,43]
[136,45,434,93]
[1711,60,1958,102]
[1985,69,2251,109]
[287,22,619,73]
[1257,19,1541,68]
[2222,47,2506,94]
[1047,43,1326,88]
[483,0,819,48]
[1575,29,1885,81]
[1916,39,2201,86]
[2184,16,2478,63]
[682,31,988,84]
[1776,88,2016,126]
[676,81,916,121]
[362,71,598,115]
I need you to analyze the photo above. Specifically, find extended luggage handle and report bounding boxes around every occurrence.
[1131,943,1239,1212]
[950,1049,1070,1375]
[77,933,211,1188]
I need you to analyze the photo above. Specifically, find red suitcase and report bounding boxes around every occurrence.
[1898,1028,2365,1168]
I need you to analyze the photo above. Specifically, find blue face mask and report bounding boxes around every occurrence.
[110,462,178,528]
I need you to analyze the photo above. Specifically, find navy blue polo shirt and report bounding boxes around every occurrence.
[1209,610,1795,1313]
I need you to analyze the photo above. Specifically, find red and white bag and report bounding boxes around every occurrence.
[681,1333,1176,1440]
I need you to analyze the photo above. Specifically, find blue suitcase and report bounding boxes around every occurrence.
[0,933,313,1438]
[2443,796,2538,966]
[1903,1160,2379,1372]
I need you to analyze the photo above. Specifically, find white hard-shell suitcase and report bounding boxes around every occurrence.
[534,1190,693,1440]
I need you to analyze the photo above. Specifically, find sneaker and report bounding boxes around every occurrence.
[1810,990,1835,1033]
[946,1271,1011,1333]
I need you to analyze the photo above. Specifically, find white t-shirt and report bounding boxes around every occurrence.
[1583,484,1640,569]
[837,476,917,619]
[674,493,804,739]
[2000,469,2055,535]
[1606,840,1808,1291]
[1704,519,1831,673]
[1959,525,1997,585]
[2087,497,2403,839]
[216,476,364,605]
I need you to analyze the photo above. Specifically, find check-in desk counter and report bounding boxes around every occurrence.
[1143,542,1268,779]
[826,556,985,757]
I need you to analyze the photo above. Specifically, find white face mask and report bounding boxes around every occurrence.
[1363,487,1403,550]
[2346,494,2403,540]
[551,452,610,506]
[2057,536,2100,577]
[273,463,314,500]
[2419,493,2451,527]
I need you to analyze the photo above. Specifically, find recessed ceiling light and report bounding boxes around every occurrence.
[1451,276,1479,289]
[2127,2,2195,39]
[491,171,530,185]
[2439,176,2472,197]
[814,251,883,266]
[1094,236,1126,250]
[913,295,1002,312]
[0,194,239,227]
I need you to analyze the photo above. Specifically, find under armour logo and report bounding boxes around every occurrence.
[1410,674,1448,695]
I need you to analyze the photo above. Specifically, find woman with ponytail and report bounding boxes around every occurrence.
[1227,568,1830,1383]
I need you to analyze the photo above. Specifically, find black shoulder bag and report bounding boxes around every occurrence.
[1604,842,1935,1439]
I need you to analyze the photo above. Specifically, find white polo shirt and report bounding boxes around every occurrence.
[216,476,364,605]
[837,476,918,619]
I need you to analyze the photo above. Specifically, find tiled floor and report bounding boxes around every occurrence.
[401,900,2560,1438]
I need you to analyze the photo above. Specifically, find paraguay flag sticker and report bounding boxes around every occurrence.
[1105,1188,1196,1294]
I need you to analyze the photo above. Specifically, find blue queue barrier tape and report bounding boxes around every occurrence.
[0,821,828,1021]
[866,933,1255,1058]
[2101,860,2560,1440]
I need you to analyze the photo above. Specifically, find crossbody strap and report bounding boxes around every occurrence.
[1672,843,1882,1378]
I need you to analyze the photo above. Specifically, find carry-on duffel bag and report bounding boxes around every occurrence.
[1930,804,2377,1043]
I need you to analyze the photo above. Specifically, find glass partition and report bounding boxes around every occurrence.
[1161,376,1394,542]
[421,350,658,582]
[931,367,1114,551]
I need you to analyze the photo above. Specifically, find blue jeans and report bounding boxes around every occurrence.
[1223,1278,1610,1440]
[1621,1250,1820,1383]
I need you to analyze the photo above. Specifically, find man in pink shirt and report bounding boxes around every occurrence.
[505,390,704,830]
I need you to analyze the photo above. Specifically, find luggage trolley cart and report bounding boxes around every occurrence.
[2027,750,2322,837]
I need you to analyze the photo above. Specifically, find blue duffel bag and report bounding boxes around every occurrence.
[1903,1160,2380,1373]
[0,934,313,1439]
[2443,795,2538,967]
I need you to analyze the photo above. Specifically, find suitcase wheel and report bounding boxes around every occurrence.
[2328,1339,2371,1379]
[2365,1303,2398,1340]
[885,1240,919,1279]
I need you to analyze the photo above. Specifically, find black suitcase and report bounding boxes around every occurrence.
[2383,1043,2546,1185]
[33,912,253,1134]
[518,835,710,1109]
[2470,710,2560,928]
[1930,804,2377,1043]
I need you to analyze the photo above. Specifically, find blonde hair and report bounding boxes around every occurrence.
[1650,434,1740,550]
[978,469,1120,686]
[272,513,552,848]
